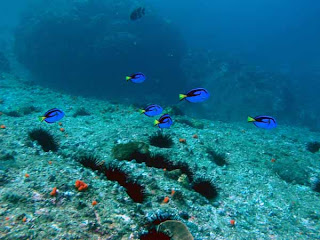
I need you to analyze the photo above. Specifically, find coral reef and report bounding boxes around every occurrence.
[2,75,320,239]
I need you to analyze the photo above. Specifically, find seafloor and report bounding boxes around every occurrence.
[0,74,320,240]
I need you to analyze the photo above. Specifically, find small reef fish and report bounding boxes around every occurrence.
[248,115,277,129]
[179,88,210,103]
[39,108,65,123]
[126,72,146,83]
[140,104,163,117]
[154,114,173,129]
[130,7,145,21]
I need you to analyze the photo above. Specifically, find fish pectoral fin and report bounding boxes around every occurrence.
[247,116,255,122]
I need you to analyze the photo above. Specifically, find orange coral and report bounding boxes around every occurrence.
[171,189,175,196]
[25,173,29,178]
[0,125,6,129]
[50,187,57,196]
[60,128,65,132]
[192,134,198,139]
[230,219,235,225]
[75,180,88,191]
[179,138,186,143]
[163,196,170,203]
[92,200,98,206]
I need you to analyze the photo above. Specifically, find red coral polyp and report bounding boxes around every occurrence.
[75,180,88,191]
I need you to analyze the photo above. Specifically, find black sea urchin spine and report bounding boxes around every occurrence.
[77,155,104,171]
[103,162,146,203]
[192,177,218,200]
[28,128,59,152]
[149,131,174,148]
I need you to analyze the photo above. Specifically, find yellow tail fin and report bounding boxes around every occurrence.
[126,76,131,81]
[247,116,255,122]
[179,94,187,101]
[154,120,160,126]
[139,109,145,114]
[39,116,46,122]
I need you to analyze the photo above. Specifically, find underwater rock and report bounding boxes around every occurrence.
[0,52,10,73]
[177,174,190,188]
[73,107,91,117]
[165,106,185,116]
[14,0,186,102]
[157,220,194,240]
[272,159,308,185]
[310,177,320,193]
[0,170,8,186]
[176,118,204,129]
[0,152,15,161]
[112,142,150,161]
[206,148,228,166]
[164,169,183,180]
[4,110,22,117]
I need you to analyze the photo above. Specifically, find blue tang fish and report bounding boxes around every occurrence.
[140,104,163,117]
[154,114,173,129]
[39,108,65,123]
[126,72,146,83]
[179,88,210,103]
[248,115,277,129]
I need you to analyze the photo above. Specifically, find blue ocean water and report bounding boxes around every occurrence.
[1,0,319,129]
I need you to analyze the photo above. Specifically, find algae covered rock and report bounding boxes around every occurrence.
[157,220,194,240]
[112,142,150,161]
[272,158,308,185]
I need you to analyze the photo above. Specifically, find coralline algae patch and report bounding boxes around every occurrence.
[1,75,320,240]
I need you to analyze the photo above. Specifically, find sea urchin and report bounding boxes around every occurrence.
[149,131,174,148]
[28,128,58,152]
[192,178,218,200]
